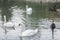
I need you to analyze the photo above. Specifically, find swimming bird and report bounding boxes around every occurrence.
[26,5,32,15]
[4,22,15,30]
[4,22,14,27]
[20,29,38,36]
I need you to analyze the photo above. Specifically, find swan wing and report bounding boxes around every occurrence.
[22,29,38,36]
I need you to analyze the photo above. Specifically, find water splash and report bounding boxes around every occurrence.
[10,6,25,31]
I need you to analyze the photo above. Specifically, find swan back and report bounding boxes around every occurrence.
[22,29,38,36]
[34,29,38,33]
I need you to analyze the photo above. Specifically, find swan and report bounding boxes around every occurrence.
[21,5,32,15]
[4,15,15,28]
[4,22,14,27]
[26,5,32,15]
[26,7,32,15]
[20,29,38,36]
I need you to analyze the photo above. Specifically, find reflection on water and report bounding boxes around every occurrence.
[10,6,24,24]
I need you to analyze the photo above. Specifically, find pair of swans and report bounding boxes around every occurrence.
[4,22,38,36]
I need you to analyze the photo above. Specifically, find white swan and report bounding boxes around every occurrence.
[4,15,14,27]
[26,5,32,15]
[14,23,38,36]
[26,7,32,15]
[20,29,38,36]
[4,22,14,27]
[22,5,32,15]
